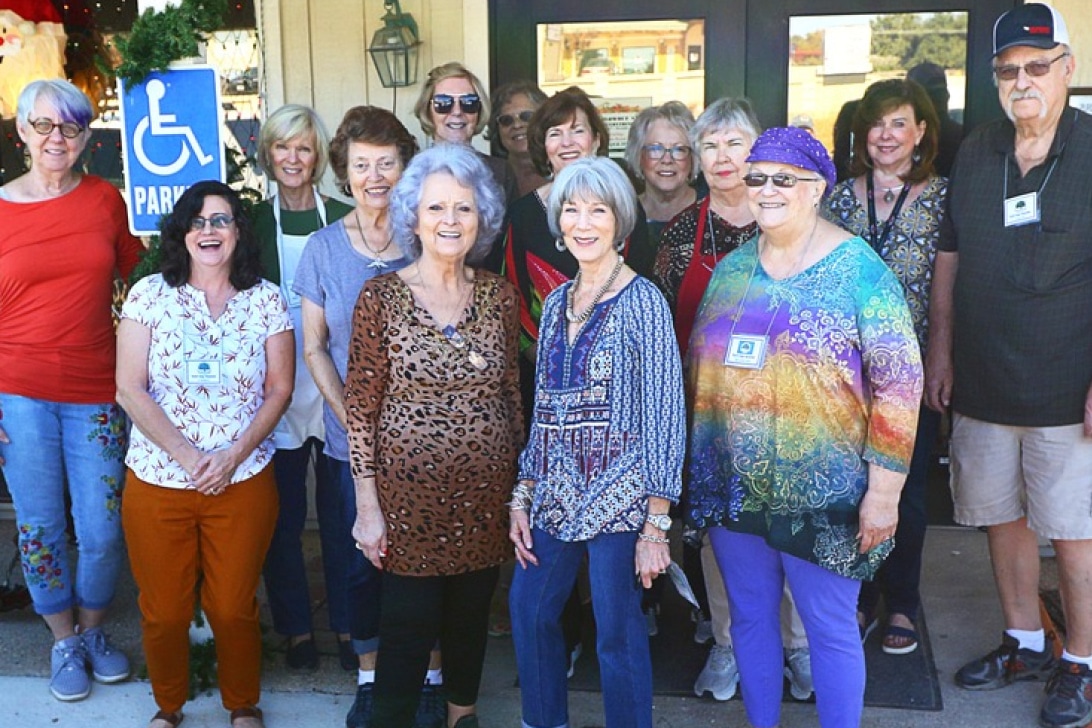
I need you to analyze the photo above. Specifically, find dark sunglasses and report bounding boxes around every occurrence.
[742,172,821,189]
[189,214,235,231]
[28,117,84,139]
[993,52,1069,82]
[497,110,534,128]
[432,93,481,115]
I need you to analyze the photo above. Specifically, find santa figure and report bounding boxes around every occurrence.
[0,1,67,118]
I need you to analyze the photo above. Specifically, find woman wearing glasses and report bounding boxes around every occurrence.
[822,79,944,657]
[625,101,698,243]
[414,62,518,209]
[0,79,142,703]
[486,80,548,198]
[687,127,922,728]
[117,181,293,728]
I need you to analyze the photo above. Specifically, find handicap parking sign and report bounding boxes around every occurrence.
[119,66,225,235]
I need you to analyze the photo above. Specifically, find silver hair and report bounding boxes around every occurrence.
[690,97,762,173]
[547,157,637,245]
[389,144,506,263]
[17,79,93,128]
[624,101,697,182]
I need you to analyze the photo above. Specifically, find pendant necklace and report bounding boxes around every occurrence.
[415,266,488,371]
[354,209,394,269]
[566,255,624,324]
[865,173,911,254]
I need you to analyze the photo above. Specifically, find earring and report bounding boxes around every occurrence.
[555,238,566,252]
[912,145,922,165]
[614,238,625,253]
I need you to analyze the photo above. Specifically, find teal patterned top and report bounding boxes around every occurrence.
[686,236,922,579]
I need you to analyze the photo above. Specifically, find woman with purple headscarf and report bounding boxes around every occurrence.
[685,127,923,727]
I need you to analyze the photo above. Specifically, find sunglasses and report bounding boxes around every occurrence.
[742,172,821,189]
[643,143,692,161]
[189,214,235,231]
[28,117,84,139]
[432,93,481,115]
[498,110,534,128]
[993,52,1069,82]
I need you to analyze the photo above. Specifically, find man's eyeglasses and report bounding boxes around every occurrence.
[993,52,1069,82]
[27,117,83,139]
[432,93,481,115]
[643,143,692,161]
[497,110,534,128]
[742,172,821,189]
[189,214,235,232]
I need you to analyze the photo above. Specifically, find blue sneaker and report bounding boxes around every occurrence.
[81,626,130,683]
[346,682,373,728]
[50,635,90,701]
[414,683,445,728]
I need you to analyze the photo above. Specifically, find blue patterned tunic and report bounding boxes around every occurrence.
[518,276,685,541]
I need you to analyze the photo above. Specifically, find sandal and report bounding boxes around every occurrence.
[882,623,920,655]
[149,710,184,728]
[230,707,264,728]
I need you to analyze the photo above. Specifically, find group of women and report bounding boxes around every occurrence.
[0,59,946,728]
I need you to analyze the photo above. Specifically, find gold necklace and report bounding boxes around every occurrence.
[413,266,487,370]
[566,255,624,324]
[353,209,394,269]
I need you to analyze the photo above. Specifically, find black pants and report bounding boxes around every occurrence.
[370,566,500,727]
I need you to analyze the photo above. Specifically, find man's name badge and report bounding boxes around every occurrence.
[186,359,222,385]
[1004,192,1039,227]
[725,334,768,369]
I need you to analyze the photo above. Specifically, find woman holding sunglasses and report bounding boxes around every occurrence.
[487,81,549,199]
[625,101,698,244]
[686,126,922,728]
[413,62,518,209]
[0,79,142,703]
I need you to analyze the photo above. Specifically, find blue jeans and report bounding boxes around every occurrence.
[511,529,652,728]
[711,528,864,728]
[0,393,127,615]
[263,438,350,636]
[328,458,382,653]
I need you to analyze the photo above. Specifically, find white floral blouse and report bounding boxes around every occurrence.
[121,274,292,488]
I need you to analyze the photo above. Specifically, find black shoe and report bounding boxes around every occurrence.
[413,684,445,728]
[345,682,373,728]
[338,640,357,671]
[1040,660,1092,728]
[955,633,1056,690]
[285,637,319,671]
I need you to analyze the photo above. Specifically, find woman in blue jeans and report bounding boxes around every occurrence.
[509,157,686,728]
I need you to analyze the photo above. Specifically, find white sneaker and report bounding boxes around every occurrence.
[694,643,739,701]
[784,647,814,700]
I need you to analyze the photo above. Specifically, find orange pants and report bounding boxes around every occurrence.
[122,467,278,713]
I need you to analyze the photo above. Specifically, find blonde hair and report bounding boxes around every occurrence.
[256,104,331,182]
[413,62,490,139]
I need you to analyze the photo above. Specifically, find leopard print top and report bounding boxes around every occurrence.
[345,270,524,576]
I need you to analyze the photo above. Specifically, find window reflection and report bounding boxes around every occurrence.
[537,20,705,155]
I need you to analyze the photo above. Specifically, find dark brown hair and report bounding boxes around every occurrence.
[527,86,610,177]
[329,106,419,196]
[848,78,940,184]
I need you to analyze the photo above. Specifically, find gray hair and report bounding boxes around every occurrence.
[547,157,637,245]
[389,144,506,264]
[690,97,762,172]
[17,79,93,128]
[624,101,697,181]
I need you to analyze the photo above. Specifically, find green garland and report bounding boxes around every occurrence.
[114,0,228,87]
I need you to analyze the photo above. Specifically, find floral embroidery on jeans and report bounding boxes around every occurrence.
[87,405,128,461]
[18,524,65,593]
[102,473,122,518]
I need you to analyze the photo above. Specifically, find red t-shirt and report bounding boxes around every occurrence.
[0,176,144,403]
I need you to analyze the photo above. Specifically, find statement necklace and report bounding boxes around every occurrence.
[566,255,624,324]
[353,209,394,269]
[415,266,488,371]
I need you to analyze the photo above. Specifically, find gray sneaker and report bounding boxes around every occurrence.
[956,633,1057,691]
[694,643,739,701]
[785,647,814,700]
[81,626,130,683]
[50,635,90,702]
[1040,659,1092,728]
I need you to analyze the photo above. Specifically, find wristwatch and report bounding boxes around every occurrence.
[646,513,672,532]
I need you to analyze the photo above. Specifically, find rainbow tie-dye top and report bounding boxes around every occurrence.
[686,236,923,580]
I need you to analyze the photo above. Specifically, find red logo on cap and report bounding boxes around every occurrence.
[1025,25,1052,35]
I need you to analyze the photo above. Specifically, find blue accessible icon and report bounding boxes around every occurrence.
[119,65,225,235]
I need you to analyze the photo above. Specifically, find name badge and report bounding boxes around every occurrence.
[724,334,768,369]
[283,279,301,309]
[186,359,221,385]
[1004,192,1039,227]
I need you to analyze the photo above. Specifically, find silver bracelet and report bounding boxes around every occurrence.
[638,533,669,544]
[508,482,534,511]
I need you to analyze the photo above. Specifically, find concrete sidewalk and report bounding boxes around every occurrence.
[0,527,1054,727]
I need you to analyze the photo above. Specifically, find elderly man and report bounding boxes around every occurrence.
[927,5,1092,728]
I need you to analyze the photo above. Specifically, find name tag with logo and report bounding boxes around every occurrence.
[724,334,768,369]
[1004,192,1039,227]
[186,359,222,385]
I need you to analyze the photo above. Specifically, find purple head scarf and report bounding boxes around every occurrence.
[746,126,837,195]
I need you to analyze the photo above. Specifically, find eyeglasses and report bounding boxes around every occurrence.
[432,93,481,115]
[351,158,399,174]
[189,214,235,231]
[642,143,692,161]
[742,172,821,189]
[28,117,84,139]
[993,52,1069,82]
[497,110,534,128]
